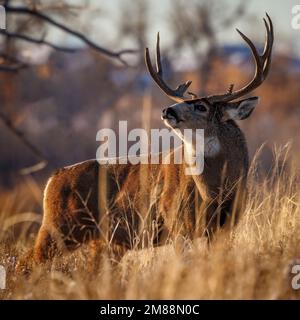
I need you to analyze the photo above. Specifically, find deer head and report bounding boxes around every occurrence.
[145,14,273,143]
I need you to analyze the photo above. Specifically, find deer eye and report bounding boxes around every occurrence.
[194,104,207,112]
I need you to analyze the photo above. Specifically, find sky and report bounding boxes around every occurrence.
[47,0,300,57]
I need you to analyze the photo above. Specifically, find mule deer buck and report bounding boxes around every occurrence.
[26,14,273,265]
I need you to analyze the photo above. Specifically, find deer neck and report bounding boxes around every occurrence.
[183,133,221,159]
[204,135,221,158]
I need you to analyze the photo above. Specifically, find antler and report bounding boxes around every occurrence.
[145,33,193,103]
[145,14,273,104]
[207,13,274,103]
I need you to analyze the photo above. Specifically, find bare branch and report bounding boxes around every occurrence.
[0,111,48,173]
[0,53,28,72]
[4,3,137,66]
[0,63,26,72]
[0,30,77,53]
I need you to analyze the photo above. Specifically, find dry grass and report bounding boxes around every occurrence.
[1,145,300,300]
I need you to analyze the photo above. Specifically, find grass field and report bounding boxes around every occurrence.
[1,144,300,300]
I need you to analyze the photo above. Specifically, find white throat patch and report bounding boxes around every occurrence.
[204,136,221,157]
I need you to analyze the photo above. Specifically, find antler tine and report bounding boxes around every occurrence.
[207,13,273,104]
[145,33,193,103]
[156,32,163,76]
[236,28,261,70]
[262,13,274,78]
[263,14,273,57]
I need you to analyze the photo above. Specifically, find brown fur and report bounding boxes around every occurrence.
[27,117,248,266]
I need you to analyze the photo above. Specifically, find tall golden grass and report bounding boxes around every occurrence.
[1,143,300,300]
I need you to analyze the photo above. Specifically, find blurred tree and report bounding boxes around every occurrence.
[0,0,137,174]
[0,0,137,71]
[117,0,175,89]
[169,0,248,95]
[118,0,148,67]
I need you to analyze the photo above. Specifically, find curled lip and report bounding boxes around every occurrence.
[162,116,184,124]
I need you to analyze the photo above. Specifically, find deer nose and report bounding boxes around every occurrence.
[162,108,174,118]
[165,108,179,120]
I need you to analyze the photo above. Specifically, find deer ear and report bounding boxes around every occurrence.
[222,97,259,121]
